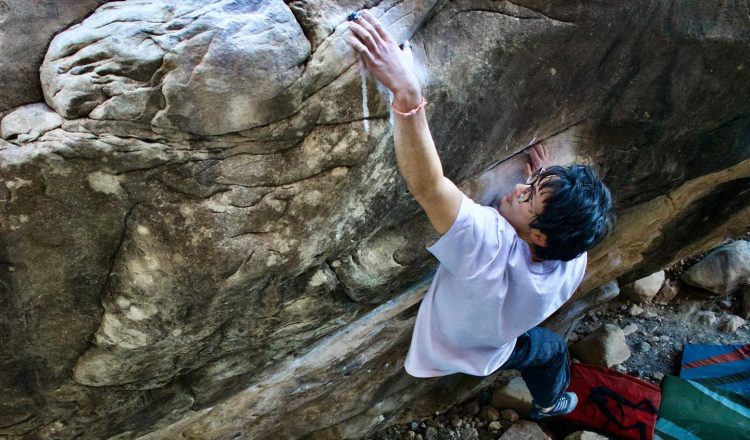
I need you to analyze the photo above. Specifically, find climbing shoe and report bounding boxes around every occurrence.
[530,391,578,420]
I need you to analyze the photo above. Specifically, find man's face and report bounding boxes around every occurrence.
[496,177,550,242]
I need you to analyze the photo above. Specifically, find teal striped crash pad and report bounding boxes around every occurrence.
[679,343,750,397]
[655,375,750,440]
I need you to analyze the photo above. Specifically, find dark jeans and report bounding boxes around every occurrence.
[499,327,570,408]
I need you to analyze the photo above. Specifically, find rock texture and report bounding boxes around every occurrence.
[654,278,681,305]
[571,324,631,367]
[1,103,64,143]
[622,271,665,303]
[40,0,311,135]
[564,431,609,440]
[491,377,534,417]
[1,0,749,439]
[0,0,110,115]
[498,421,551,440]
[545,280,620,339]
[681,240,750,295]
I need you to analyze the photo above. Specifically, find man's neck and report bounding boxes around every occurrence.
[523,239,544,262]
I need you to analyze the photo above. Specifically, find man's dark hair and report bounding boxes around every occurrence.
[530,164,614,261]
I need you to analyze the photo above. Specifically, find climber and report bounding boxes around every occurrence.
[345,11,614,419]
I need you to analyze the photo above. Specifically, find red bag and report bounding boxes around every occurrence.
[565,363,661,440]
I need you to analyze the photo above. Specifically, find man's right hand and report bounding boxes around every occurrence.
[344,10,461,235]
[345,10,422,111]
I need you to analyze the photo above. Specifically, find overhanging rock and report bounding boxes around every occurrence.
[1,0,749,438]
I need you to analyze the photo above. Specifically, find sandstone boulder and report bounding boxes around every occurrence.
[491,377,534,417]
[0,103,64,142]
[654,278,681,304]
[500,409,519,423]
[571,324,631,367]
[41,1,311,135]
[681,241,750,295]
[719,314,746,333]
[499,421,551,440]
[545,281,620,337]
[2,0,750,438]
[478,405,500,422]
[694,310,719,327]
[621,271,665,303]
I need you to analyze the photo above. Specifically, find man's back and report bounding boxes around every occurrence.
[405,195,586,378]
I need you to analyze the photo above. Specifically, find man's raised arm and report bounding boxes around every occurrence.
[346,11,462,235]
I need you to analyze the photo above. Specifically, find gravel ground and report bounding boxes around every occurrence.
[367,238,750,440]
[576,289,749,383]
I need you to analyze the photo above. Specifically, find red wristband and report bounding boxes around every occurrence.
[391,96,427,117]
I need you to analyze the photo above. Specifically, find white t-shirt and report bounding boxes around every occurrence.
[404,194,587,377]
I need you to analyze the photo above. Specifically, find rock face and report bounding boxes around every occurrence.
[545,281,620,338]
[40,0,311,135]
[0,0,110,114]
[1,1,749,439]
[1,103,64,142]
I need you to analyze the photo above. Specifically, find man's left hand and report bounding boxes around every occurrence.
[524,142,550,178]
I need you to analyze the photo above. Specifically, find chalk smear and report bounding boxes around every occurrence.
[360,60,369,133]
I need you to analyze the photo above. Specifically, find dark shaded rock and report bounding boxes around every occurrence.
[654,278,682,305]
[545,281,620,338]
[742,285,750,320]
[463,400,481,416]
[0,0,109,114]
[478,405,499,422]
[499,409,519,423]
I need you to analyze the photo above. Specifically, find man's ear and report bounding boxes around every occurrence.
[530,229,548,248]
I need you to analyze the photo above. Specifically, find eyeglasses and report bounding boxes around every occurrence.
[518,168,545,214]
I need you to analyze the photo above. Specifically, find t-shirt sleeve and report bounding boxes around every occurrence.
[427,194,508,278]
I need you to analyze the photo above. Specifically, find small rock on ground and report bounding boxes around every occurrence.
[571,323,631,367]
[681,240,750,294]
[499,421,550,440]
[564,431,610,440]
[622,271,665,303]
[500,409,519,423]
[491,377,533,416]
